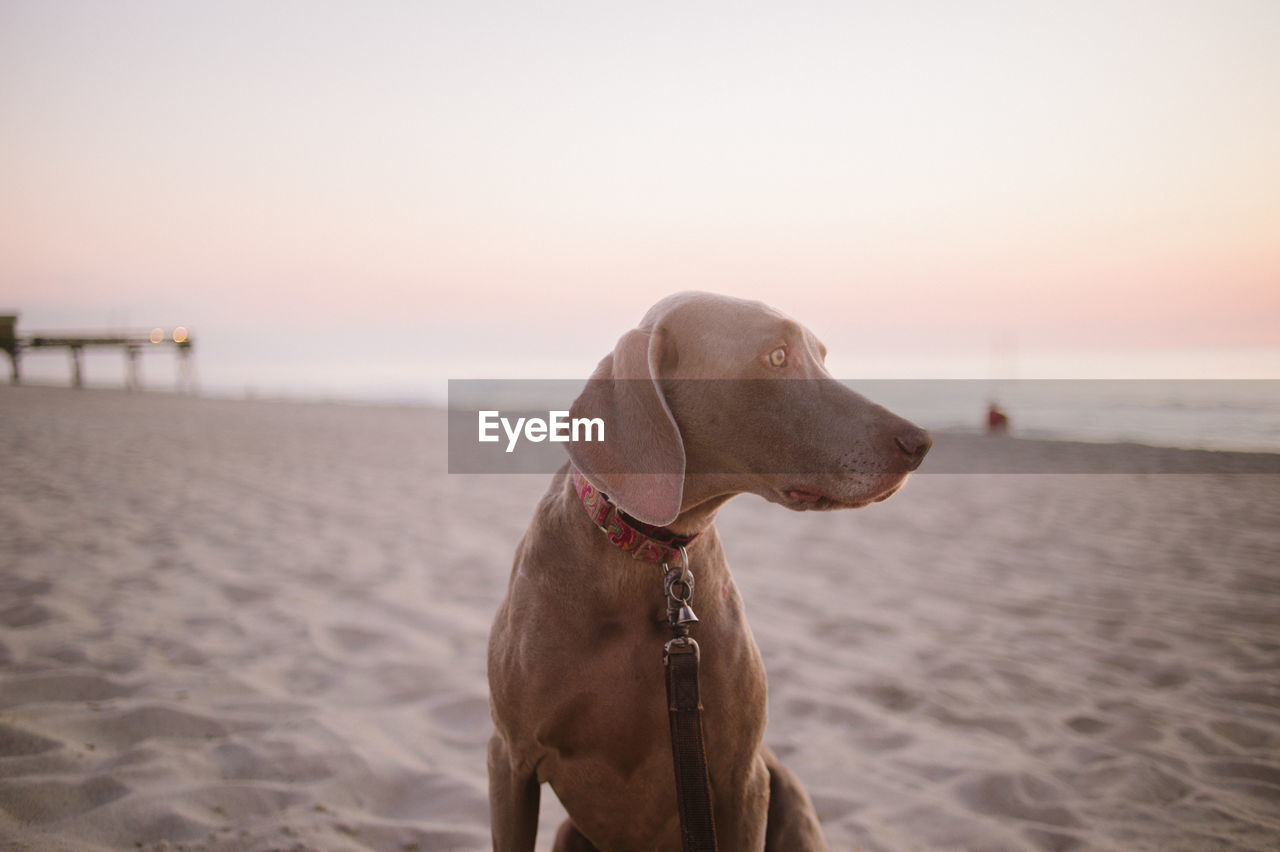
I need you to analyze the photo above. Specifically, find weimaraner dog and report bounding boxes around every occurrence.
[488,292,930,850]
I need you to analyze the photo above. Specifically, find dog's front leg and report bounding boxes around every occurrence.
[488,732,540,851]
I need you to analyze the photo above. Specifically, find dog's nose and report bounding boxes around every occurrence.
[894,425,932,471]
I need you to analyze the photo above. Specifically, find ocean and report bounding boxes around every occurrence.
[12,347,1279,454]
[861,379,1280,454]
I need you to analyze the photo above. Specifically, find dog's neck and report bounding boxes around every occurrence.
[570,466,704,563]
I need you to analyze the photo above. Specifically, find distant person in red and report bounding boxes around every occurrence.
[987,402,1009,434]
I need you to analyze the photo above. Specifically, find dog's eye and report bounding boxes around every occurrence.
[768,347,787,367]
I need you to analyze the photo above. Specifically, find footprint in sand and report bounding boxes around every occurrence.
[0,600,52,628]
[1203,760,1280,802]
[0,775,130,824]
[220,582,272,605]
[1065,715,1110,736]
[952,771,1081,829]
[927,704,1026,742]
[858,679,923,714]
[83,704,232,751]
[0,577,52,598]
[0,673,135,710]
[1210,720,1277,750]
[0,722,63,757]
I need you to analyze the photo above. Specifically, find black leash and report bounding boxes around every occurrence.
[663,548,718,852]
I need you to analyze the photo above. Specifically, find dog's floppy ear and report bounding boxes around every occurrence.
[568,325,684,526]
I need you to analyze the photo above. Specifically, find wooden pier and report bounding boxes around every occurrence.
[1,314,195,391]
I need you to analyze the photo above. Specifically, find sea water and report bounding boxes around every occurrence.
[864,380,1280,453]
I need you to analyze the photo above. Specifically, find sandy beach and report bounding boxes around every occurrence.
[2,384,1278,851]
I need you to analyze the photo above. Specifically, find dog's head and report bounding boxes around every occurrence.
[568,291,930,526]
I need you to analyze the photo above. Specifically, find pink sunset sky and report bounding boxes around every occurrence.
[2,1,1278,394]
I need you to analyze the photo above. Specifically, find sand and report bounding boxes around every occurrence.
[1,384,1278,851]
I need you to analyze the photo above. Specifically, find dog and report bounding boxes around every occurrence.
[487,292,930,850]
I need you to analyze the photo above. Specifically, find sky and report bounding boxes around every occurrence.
[2,0,1278,396]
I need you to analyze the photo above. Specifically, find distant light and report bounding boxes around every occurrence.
[150,328,164,343]
[173,327,189,344]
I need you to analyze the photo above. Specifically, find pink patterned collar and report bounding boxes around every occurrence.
[570,467,700,563]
